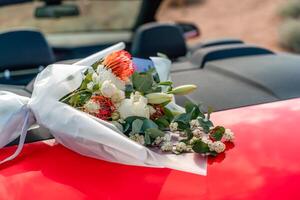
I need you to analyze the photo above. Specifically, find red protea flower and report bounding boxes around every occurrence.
[150,105,165,120]
[102,50,135,81]
[85,95,116,121]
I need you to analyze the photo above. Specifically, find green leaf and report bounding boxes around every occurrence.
[210,126,225,141]
[185,128,193,140]
[184,101,204,119]
[142,119,158,131]
[80,73,93,90]
[145,128,165,139]
[132,119,143,134]
[207,106,214,120]
[192,140,210,153]
[163,107,174,122]
[132,72,153,93]
[144,132,151,145]
[159,81,173,86]
[198,118,214,133]
[155,117,170,129]
[125,84,134,98]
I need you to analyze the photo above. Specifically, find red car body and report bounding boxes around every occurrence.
[1,98,300,200]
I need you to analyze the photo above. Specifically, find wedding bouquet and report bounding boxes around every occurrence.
[0,43,234,175]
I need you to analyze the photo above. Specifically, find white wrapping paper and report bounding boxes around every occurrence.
[0,43,206,175]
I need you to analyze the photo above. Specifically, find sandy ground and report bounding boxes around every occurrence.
[158,0,286,52]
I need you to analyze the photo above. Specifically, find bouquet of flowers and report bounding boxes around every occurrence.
[61,50,234,156]
[0,43,234,175]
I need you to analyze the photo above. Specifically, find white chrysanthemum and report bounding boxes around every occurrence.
[223,129,235,142]
[175,142,187,153]
[192,128,204,138]
[118,92,150,119]
[87,81,94,91]
[84,100,100,113]
[169,122,178,132]
[189,119,200,129]
[129,133,145,145]
[96,65,125,90]
[160,141,173,152]
[100,80,117,98]
[210,141,226,153]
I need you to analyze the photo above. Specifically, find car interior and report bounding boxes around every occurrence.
[1,0,300,145]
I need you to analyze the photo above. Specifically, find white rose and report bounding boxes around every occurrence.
[118,92,150,119]
[100,80,117,98]
[111,90,125,103]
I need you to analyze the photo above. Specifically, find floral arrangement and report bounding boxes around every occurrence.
[60,50,234,156]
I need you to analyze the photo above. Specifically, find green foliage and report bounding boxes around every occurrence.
[279,19,300,52]
[131,71,154,94]
[278,0,300,18]
[210,126,225,141]
[192,140,210,153]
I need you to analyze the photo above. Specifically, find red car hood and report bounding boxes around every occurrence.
[1,98,300,200]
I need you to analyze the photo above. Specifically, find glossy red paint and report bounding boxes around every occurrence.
[1,98,300,200]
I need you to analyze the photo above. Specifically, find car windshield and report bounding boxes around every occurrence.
[0,0,142,33]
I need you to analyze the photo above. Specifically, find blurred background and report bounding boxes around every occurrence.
[1,0,300,53]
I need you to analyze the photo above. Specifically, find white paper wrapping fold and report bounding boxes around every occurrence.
[0,43,206,175]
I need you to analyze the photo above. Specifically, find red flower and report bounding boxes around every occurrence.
[150,105,165,120]
[89,95,116,121]
[102,50,135,81]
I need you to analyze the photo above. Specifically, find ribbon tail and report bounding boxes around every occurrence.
[0,111,30,165]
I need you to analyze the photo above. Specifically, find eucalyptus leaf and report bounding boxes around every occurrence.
[142,119,158,131]
[132,72,153,93]
[132,119,144,134]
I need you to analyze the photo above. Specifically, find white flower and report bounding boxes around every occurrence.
[87,81,94,91]
[100,80,117,98]
[190,137,200,145]
[192,128,205,138]
[223,129,235,142]
[129,133,145,145]
[84,100,100,113]
[111,90,125,103]
[96,65,125,90]
[163,134,171,142]
[160,142,173,152]
[202,136,213,145]
[189,119,200,129]
[92,72,99,84]
[118,92,150,119]
[148,105,156,115]
[152,136,164,146]
[111,112,120,120]
[169,122,178,132]
[209,141,226,153]
[175,142,187,153]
